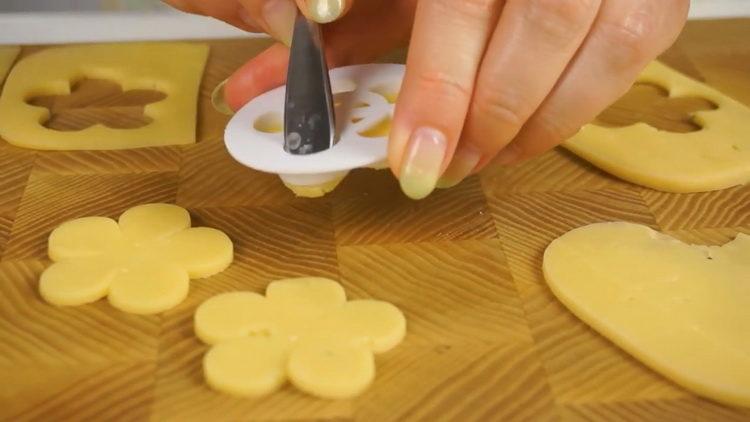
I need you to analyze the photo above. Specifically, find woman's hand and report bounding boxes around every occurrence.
[165,0,689,199]
[162,0,364,44]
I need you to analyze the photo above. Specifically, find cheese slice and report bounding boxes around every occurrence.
[564,61,750,193]
[0,46,20,85]
[0,43,208,150]
[195,278,406,399]
[543,222,750,407]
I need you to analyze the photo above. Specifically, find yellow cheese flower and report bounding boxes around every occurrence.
[39,203,233,314]
[195,278,406,399]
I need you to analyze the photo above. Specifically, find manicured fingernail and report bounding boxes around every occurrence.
[399,127,447,200]
[308,0,343,23]
[211,79,234,115]
[495,144,521,165]
[436,144,482,189]
[263,0,296,46]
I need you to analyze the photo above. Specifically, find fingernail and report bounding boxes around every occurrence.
[211,79,234,115]
[399,127,447,200]
[495,144,521,165]
[263,0,296,46]
[308,0,343,23]
[436,144,482,189]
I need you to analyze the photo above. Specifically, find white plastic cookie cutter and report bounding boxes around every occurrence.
[225,64,404,197]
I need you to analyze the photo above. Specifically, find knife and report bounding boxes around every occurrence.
[283,11,336,155]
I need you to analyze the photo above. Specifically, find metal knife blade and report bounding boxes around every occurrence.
[283,11,336,155]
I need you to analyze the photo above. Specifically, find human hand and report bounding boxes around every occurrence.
[165,0,689,200]
[162,0,364,44]
[162,0,416,116]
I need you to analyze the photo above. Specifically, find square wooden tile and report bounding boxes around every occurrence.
[33,146,182,175]
[176,138,295,208]
[487,189,658,293]
[190,201,339,283]
[0,214,12,259]
[518,284,685,404]
[0,144,35,215]
[159,201,340,324]
[353,342,558,421]
[561,397,750,421]
[480,148,631,198]
[332,171,496,246]
[337,240,532,346]
[4,171,179,260]
[641,185,750,230]
[0,260,159,366]
[1,361,155,422]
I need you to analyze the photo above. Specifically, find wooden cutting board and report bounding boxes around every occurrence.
[1,18,749,421]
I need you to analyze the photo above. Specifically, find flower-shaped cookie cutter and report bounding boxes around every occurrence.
[225,64,404,196]
[195,277,406,399]
[39,203,233,314]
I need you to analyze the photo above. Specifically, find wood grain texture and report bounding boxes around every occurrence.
[0,145,35,214]
[176,137,294,208]
[1,22,750,421]
[332,171,496,245]
[28,78,167,132]
[561,398,750,422]
[480,148,631,197]
[4,172,179,259]
[641,185,750,230]
[0,260,158,366]
[33,147,182,175]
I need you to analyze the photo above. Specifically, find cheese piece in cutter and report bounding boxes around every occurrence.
[564,61,750,193]
[543,222,750,407]
[0,43,208,150]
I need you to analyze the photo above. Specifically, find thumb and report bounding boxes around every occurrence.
[294,0,352,23]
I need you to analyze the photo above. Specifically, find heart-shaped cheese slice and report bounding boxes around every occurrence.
[543,222,750,407]
[564,61,750,193]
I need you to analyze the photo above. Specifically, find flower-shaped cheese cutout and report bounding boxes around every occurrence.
[564,61,750,193]
[0,43,208,150]
[195,278,406,399]
[544,222,750,407]
[225,64,403,198]
[39,204,233,314]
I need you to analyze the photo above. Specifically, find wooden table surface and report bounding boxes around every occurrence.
[1,18,749,422]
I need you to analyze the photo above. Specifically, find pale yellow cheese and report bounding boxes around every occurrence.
[194,277,406,399]
[204,337,289,397]
[0,43,208,150]
[543,222,750,407]
[564,61,750,193]
[39,203,233,314]
[283,176,346,198]
[0,46,20,85]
